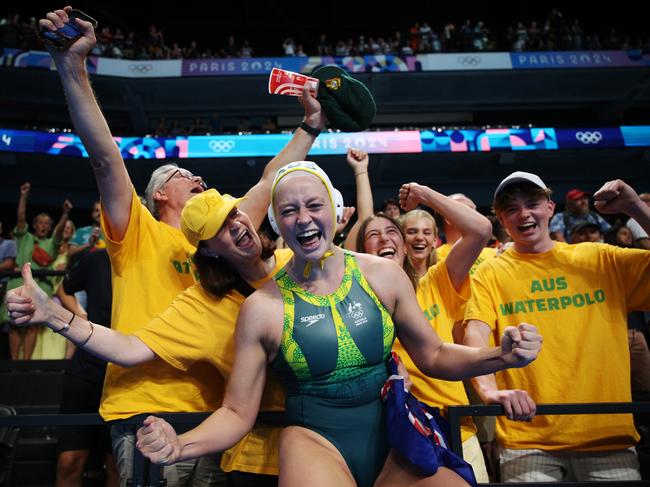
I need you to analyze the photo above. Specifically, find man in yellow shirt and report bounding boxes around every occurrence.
[464,172,650,482]
[40,7,324,485]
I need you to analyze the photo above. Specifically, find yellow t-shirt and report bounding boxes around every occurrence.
[436,243,497,277]
[465,242,650,451]
[392,260,477,442]
[100,189,220,420]
[437,243,498,341]
[134,248,293,475]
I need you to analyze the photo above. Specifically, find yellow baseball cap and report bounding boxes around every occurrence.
[181,189,245,247]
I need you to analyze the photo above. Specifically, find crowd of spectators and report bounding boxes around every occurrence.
[505,9,647,52]
[2,9,649,61]
[1,8,649,485]
[2,180,648,361]
[3,172,649,484]
[0,185,105,360]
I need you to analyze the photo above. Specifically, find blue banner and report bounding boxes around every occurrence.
[555,128,625,149]
[621,126,650,147]
[421,128,558,152]
[4,48,647,76]
[181,57,304,76]
[1,49,420,77]
[0,126,646,159]
[1,48,98,73]
[510,51,644,69]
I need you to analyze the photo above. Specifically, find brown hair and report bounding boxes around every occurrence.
[493,182,552,214]
[356,212,419,289]
[194,236,275,299]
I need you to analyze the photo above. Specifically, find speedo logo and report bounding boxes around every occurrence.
[300,313,325,327]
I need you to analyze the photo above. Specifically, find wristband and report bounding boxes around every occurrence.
[55,312,75,334]
[300,122,321,137]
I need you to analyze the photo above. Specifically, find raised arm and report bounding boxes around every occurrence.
[52,200,73,243]
[594,179,650,236]
[343,148,372,250]
[363,256,542,382]
[399,182,492,291]
[136,292,270,463]
[16,183,30,232]
[67,227,100,257]
[40,7,132,239]
[6,264,154,366]
[239,88,326,230]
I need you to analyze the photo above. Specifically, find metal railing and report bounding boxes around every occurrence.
[0,269,67,279]
[447,402,650,486]
[0,410,284,487]
[1,403,649,486]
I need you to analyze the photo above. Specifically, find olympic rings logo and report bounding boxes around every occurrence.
[208,140,236,153]
[349,308,364,320]
[457,56,481,66]
[575,131,602,144]
[128,64,153,73]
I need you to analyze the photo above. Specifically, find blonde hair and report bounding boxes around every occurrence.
[399,209,438,269]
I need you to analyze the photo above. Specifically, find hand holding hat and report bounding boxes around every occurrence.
[268,65,376,132]
[311,65,376,132]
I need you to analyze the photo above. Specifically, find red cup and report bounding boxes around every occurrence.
[268,67,319,97]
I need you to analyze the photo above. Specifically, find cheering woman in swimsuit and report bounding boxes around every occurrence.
[135,161,542,487]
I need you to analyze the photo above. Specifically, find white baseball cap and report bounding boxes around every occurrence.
[494,171,548,198]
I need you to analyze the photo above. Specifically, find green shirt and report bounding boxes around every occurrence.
[8,225,58,297]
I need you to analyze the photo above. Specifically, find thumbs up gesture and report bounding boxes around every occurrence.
[5,263,52,326]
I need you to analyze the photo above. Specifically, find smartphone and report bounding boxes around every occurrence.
[39,9,98,49]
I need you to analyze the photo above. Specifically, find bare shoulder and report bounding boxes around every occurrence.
[240,281,282,324]
[237,280,284,355]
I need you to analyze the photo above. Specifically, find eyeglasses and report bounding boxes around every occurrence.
[163,169,207,189]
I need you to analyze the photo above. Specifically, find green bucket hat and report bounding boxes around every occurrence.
[312,65,376,132]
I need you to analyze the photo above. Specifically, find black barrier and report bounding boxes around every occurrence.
[0,411,285,487]
[0,358,68,371]
[0,269,67,279]
[447,402,650,457]
[447,402,650,486]
[1,405,650,486]
[0,411,285,428]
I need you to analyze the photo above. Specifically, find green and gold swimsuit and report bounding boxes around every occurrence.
[271,251,395,487]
